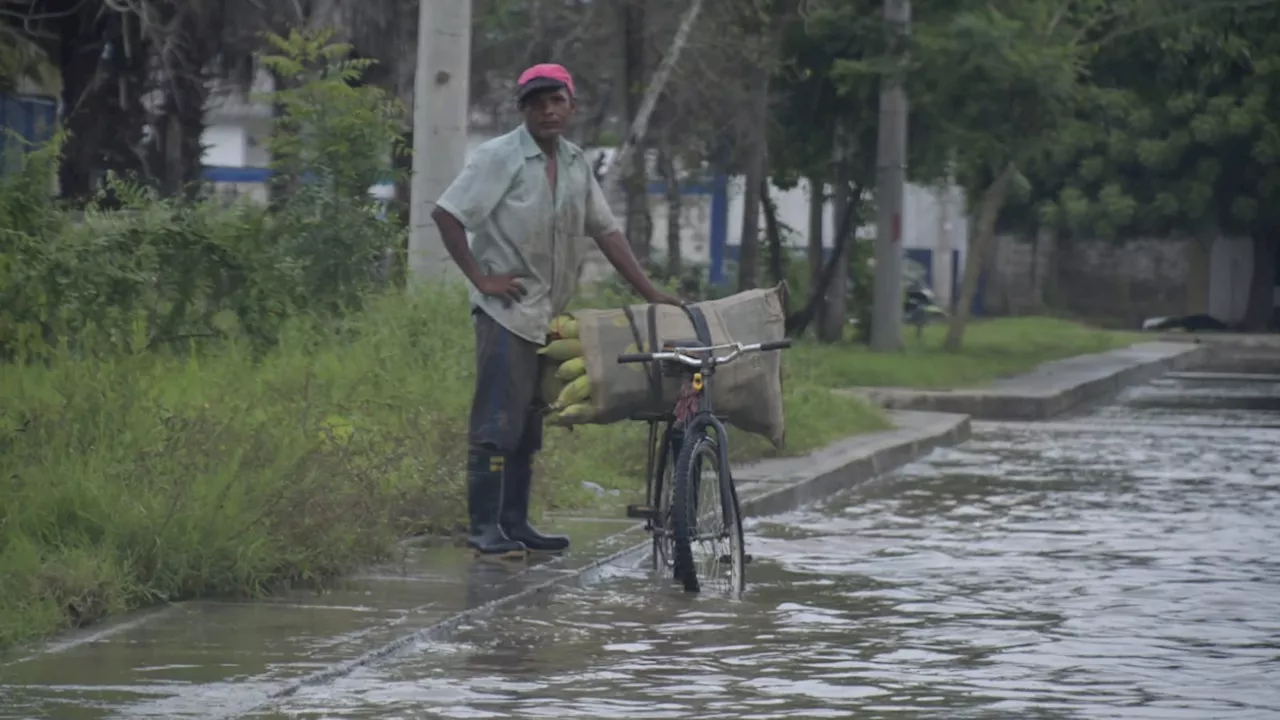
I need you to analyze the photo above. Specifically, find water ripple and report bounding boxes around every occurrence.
[257,381,1280,719]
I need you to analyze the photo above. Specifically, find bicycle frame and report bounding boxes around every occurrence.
[627,340,791,529]
[680,360,736,522]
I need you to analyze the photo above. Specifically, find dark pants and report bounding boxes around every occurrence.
[468,308,543,458]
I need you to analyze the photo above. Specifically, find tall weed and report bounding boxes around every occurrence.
[0,286,475,647]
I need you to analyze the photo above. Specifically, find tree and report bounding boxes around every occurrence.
[769,0,881,340]
[621,0,652,261]
[1029,1,1280,330]
[831,0,1092,350]
[0,20,53,93]
[0,0,422,201]
[0,1,153,200]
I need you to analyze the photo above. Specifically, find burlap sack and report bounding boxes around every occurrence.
[575,285,787,447]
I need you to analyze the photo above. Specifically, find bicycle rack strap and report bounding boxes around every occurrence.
[621,302,714,407]
[621,304,662,404]
[680,303,712,346]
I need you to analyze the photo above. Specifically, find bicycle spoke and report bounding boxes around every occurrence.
[671,433,746,595]
[685,450,735,593]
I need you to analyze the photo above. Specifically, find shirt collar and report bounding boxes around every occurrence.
[517,123,580,162]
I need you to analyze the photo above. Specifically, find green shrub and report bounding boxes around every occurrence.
[260,28,409,315]
[0,282,887,648]
[0,27,892,651]
[0,29,405,362]
[2,164,298,361]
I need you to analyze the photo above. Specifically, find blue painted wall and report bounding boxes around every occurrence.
[0,93,58,169]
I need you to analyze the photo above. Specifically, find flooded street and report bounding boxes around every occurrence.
[3,371,1279,719]
[255,375,1280,719]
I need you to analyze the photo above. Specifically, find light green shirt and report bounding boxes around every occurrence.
[436,124,621,345]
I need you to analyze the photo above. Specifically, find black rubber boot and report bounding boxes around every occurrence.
[466,450,527,559]
[500,453,570,553]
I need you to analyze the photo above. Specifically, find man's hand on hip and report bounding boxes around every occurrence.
[475,272,529,304]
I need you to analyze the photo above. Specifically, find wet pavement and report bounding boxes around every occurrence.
[257,374,1278,719]
[4,371,1279,718]
[0,517,648,720]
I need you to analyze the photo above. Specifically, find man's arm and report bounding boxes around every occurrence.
[593,230,680,305]
[432,150,526,303]
[431,208,483,282]
[585,172,681,306]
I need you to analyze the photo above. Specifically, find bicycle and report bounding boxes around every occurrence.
[617,337,792,594]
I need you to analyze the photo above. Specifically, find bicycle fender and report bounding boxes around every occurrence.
[683,413,736,521]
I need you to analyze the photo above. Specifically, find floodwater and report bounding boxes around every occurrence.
[246,375,1280,719]
[4,373,1279,719]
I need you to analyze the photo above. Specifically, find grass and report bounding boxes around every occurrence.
[789,316,1143,390]
[0,283,882,651]
[0,289,1135,651]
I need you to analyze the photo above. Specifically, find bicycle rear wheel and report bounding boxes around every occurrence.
[650,428,679,574]
[671,431,745,594]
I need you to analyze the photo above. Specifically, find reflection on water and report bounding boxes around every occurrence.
[258,381,1280,720]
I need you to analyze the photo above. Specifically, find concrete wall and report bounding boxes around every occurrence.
[202,125,246,167]
[981,231,1059,316]
[984,232,1265,328]
[1209,236,1252,323]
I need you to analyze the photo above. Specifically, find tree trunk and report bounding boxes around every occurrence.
[818,168,851,343]
[737,65,770,291]
[737,161,762,290]
[624,159,652,262]
[658,149,682,279]
[526,0,554,63]
[141,2,214,200]
[807,176,825,336]
[56,12,107,202]
[57,10,148,203]
[807,177,825,282]
[944,162,1017,352]
[57,34,98,201]
[785,181,861,337]
[158,74,209,199]
[600,0,705,203]
[621,0,650,261]
[1243,229,1279,331]
[761,180,785,286]
[390,129,414,286]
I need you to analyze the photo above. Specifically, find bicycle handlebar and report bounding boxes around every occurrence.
[617,338,793,367]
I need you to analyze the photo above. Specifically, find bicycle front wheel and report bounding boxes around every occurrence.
[671,431,745,594]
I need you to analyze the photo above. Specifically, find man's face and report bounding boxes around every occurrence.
[520,88,576,142]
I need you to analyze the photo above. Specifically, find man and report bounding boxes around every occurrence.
[432,63,680,559]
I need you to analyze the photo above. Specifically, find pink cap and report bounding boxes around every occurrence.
[516,63,575,100]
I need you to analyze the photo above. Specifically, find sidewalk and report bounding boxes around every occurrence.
[0,411,970,720]
[842,340,1209,419]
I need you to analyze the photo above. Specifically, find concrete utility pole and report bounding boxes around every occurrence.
[408,0,473,284]
[871,0,910,352]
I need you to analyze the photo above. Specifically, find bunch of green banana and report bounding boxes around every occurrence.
[538,313,597,426]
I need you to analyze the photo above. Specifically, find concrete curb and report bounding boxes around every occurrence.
[841,341,1213,421]
[735,410,971,519]
[223,409,969,716]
